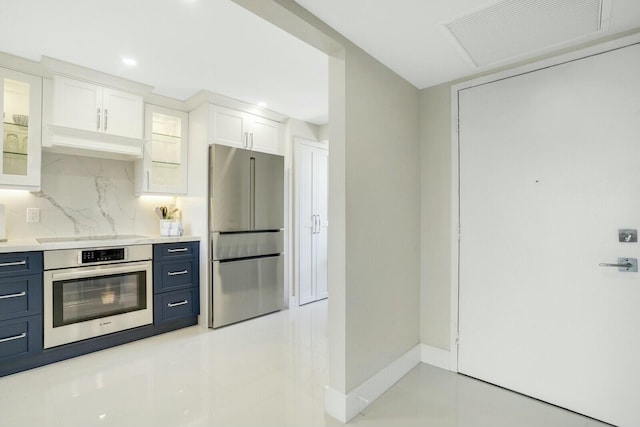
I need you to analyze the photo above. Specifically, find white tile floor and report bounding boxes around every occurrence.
[0,300,610,427]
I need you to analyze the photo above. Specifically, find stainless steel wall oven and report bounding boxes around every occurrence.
[43,245,152,348]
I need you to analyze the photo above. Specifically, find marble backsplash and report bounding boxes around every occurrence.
[0,152,177,241]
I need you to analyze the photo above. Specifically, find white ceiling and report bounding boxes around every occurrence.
[294,0,640,88]
[1,1,639,127]
[0,0,329,124]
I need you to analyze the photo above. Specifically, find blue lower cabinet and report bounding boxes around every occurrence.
[152,242,200,326]
[154,288,199,324]
[0,252,43,278]
[0,274,42,321]
[0,245,201,377]
[0,315,42,360]
[154,259,197,293]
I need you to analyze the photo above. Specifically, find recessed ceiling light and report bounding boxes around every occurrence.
[257,101,267,108]
[121,57,137,66]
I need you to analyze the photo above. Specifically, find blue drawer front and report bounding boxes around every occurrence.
[153,242,199,261]
[0,252,43,278]
[154,259,197,293]
[0,274,42,321]
[0,315,42,360]
[154,288,199,325]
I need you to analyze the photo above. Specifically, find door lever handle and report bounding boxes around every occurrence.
[599,262,633,268]
[599,258,637,272]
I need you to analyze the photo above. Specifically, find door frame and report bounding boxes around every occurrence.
[293,136,329,307]
[449,32,640,372]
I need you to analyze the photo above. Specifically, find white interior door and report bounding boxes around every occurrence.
[458,42,640,427]
[295,140,329,306]
[296,142,315,305]
[313,148,329,300]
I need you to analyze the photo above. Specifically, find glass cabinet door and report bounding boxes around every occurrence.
[137,105,188,195]
[0,68,42,189]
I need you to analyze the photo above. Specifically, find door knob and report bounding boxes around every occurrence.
[599,258,637,272]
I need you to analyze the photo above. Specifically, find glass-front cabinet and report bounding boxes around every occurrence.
[1,67,42,189]
[135,105,188,195]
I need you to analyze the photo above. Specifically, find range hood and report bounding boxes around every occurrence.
[43,124,144,161]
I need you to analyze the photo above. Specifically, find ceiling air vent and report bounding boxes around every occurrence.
[442,0,611,68]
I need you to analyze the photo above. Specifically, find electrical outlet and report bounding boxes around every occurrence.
[26,208,40,223]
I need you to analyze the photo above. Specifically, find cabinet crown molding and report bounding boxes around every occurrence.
[186,90,288,123]
[41,56,153,95]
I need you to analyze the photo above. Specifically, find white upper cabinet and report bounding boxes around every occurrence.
[135,105,188,195]
[102,88,143,138]
[0,67,42,190]
[211,106,247,148]
[249,115,281,154]
[53,76,143,139]
[210,105,282,155]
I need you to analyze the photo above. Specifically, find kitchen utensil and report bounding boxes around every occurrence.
[12,114,28,126]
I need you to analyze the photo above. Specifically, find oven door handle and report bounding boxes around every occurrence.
[50,261,151,281]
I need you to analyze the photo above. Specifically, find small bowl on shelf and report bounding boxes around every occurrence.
[12,114,28,126]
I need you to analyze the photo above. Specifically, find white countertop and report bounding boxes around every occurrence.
[0,235,201,253]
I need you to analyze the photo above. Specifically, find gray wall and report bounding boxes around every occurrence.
[343,43,420,390]
[233,0,421,394]
[419,84,452,350]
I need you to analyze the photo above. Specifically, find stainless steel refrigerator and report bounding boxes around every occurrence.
[208,144,284,328]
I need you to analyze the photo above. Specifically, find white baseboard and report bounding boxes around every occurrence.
[420,343,451,371]
[288,296,297,309]
[324,344,421,423]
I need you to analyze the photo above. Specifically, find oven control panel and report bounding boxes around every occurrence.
[79,248,126,264]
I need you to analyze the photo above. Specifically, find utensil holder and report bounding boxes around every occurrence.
[160,219,173,237]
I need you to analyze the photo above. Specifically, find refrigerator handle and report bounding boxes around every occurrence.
[250,157,256,229]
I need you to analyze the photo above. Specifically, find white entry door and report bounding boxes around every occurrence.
[295,140,328,305]
[458,42,640,427]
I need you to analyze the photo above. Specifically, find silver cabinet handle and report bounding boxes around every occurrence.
[243,132,249,148]
[168,270,188,276]
[97,108,101,130]
[0,291,26,300]
[312,215,320,234]
[0,260,27,268]
[146,170,150,190]
[104,109,108,131]
[0,332,26,344]
[167,248,188,253]
[250,132,254,149]
[312,215,317,234]
[167,300,188,308]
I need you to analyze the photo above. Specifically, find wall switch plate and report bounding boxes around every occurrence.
[26,208,40,223]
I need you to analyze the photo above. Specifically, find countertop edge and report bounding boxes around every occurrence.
[0,235,201,253]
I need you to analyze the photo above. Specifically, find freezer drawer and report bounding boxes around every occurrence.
[211,254,284,328]
[211,230,283,261]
